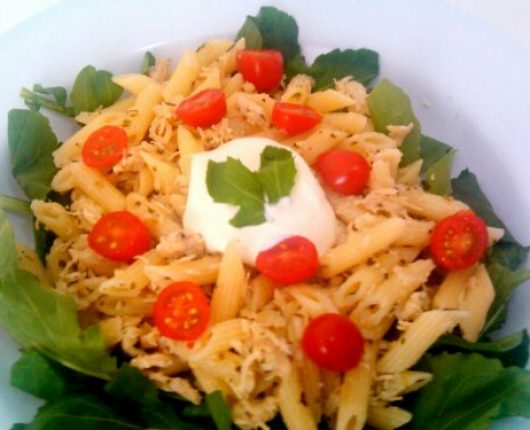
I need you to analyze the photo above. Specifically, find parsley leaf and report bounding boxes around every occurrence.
[409,353,530,429]
[310,48,379,90]
[207,157,266,227]
[8,109,58,200]
[258,146,296,203]
[71,65,123,115]
[367,79,421,166]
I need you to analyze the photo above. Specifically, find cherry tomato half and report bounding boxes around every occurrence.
[256,236,319,285]
[88,211,151,262]
[176,88,227,128]
[236,49,284,93]
[302,313,365,372]
[154,282,210,341]
[430,210,488,271]
[272,102,322,135]
[315,149,370,195]
[82,125,128,169]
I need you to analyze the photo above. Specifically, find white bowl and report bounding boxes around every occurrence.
[1,0,529,428]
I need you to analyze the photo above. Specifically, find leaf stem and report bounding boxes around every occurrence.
[20,87,74,116]
[0,195,32,216]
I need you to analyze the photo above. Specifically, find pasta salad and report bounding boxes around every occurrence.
[1,6,529,430]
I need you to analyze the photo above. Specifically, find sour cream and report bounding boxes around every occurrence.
[183,137,336,265]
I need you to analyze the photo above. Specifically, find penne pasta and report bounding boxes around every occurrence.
[321,218,406,278]
[210,242,247,323]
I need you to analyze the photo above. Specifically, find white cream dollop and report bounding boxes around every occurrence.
[183,137,336,265]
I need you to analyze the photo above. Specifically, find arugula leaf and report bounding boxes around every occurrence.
[423,150,455,196]
[434,330,529,368]
[237,7,379,89]
[13,357,206,430]
[309,48,379,90]
[252,6,300,60]
[8,109,58,200]
[0,195,32,216]
[15,396,143,430]
[0,268,117,379]
[419,135,453,172]
[104,364,159,406]
[0,210,18,271]
[20,84,74,116]
[105,365,197,429]
[367,79,421,166]
[236,16,263,49]
[481,262,530,336]
[205,391,232,430]
[0,209,117,379]
[206,146,298,227]
[140,51,156,75]
[11,350,95,401]
[452,169,529,270]
[258,146,296,203]
[71,65,123,115]
[410,353,530,429]
[285,54,309,81]
[207,157,265,227]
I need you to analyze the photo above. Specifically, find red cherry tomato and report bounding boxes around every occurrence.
[256,236,319,285]
[88,211,151,262]
[236,49,284,93]
[176,89,227,128]
[302,313,365,372]
[272,102,322,135]
[82,125,128,169]
[154,282,210,341]
[315,149,370,195]
[430,210,488,271]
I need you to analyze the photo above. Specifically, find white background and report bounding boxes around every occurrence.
[2,0,530,51]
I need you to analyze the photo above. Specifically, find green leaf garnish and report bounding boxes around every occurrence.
[452,169,529,270]
[206,146,297,227]
[140,51,156,75]
[0,195,32,216]
[207,157,266,228]
[20,84,74,116]
[482,262,530,336]
[423,150,455,196]
[205,391,232,430]
[409,353,530,429]
[236,16,263,49]
[8,109,58,200]
[253,6,300,60]
[71,65,123,115]
[310,48,379,90]
[434,330,529,368]
[0,210,117,380]
[258,146,296,203]
[367,79,421,166]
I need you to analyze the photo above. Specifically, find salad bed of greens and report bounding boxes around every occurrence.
[1,6,529,430]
